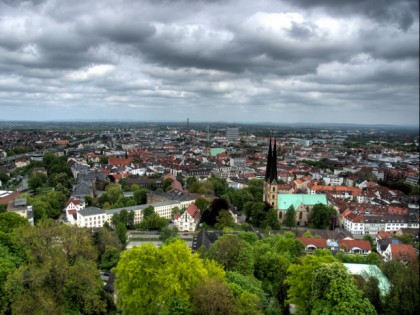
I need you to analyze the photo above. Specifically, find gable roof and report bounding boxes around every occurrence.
[297,237,327,249]
[277,194,328,211]
[339,239,372,251]
[186,203,200,220]
[389,244,417,262]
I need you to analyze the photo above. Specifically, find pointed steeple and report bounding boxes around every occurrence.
[270,139,278,184]
[265,137,272,181]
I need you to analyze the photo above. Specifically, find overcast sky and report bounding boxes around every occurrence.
[0,0,418,125]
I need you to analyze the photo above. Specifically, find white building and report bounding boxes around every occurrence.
[65,198,86,225]
[76,199,196,228]
[174,203,201,232]
[322,175,344,186]
[342,213,419,236]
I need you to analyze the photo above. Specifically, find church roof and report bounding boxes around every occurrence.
[277,194,328,211]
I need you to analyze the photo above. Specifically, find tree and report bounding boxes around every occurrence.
[0,212,28,233]
[115,222,127,249]
[28,172,47,191]
[308,204,336,229]
[84,195,93,207]
[138,212,168,231]
[286,251,338,314]
[237,232,259,245]
[0,173,10,186]
[226,271,266,311]
[362,276,383,314]
[92,227,121,260]
[161,297,192,315]
[143,205,155,218]
[0,231,26,313]
[100,246,120,271]
[382,260,419,315]
[114,239,212,314]
[186,176,198,189]
[302,230,314,238]
[114,243,161,314]
[215,210,235,230]
[263,208,281,230]
[162,178,173,192]
[6,221,107,314]
[202,198,230,226]
[191,277,239,315]
[366,252,381,266]
[209,234,254,275]
[254,250,290,312]
[195,197,211,212]
[160,226,179,242]
[363,234,375,249]
[284,205,296,227]
[310,263,376,315]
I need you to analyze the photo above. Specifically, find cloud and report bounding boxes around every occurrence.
[0,0,418,125]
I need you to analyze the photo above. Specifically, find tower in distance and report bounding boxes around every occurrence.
[263,137,278,209]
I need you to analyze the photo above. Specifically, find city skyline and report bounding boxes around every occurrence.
[0,0,418,125]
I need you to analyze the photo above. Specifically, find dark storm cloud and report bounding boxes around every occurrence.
[286,0,419,30]
[0,0,418,124]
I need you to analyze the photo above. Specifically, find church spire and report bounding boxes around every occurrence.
[270,138,278,184]
[265,137,272,181]
[264,137,278,184]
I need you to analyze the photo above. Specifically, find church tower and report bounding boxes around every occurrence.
[263,137,278,209]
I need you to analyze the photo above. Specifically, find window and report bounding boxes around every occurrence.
[299,212,303,219]
[272,187,275,192]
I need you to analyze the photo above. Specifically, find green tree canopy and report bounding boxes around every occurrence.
[209,234,254,275]
[215,209,235,230]
[0,212,28,233]
[309,204,337,229]
[310,263,376,315]
[286,250,338,314]
[195,197,212,212]
[114,239,218,314]
[284,205,297,227]
[192,277,239,315]
[6,221,107,314]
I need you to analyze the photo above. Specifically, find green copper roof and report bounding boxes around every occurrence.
[210,148,226,157]
[277,194,328,211]
[343,263,390,296]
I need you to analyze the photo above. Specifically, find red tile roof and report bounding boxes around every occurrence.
[377,230,394,240]
[390,244,417,262]
[65,199,81,208]
[297,237,327,249]
[186,203,200,222]
[108,157,134,166]
[339,239,371,251]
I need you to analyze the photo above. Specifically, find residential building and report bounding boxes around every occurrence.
[76,199,196,228]
[65,198,86,225]
[384,243,417,264]
[339,239,371,255]
[174,203,201,232]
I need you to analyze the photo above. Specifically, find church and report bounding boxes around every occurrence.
[263,138,328,226]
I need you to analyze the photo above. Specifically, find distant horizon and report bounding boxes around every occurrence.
[0,119,418,129]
